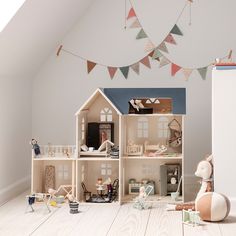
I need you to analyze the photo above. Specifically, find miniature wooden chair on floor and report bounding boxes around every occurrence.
[111,179,119,202]
[81,182,92,202]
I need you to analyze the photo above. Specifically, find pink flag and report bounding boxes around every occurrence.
[140,56,151,68]
[145,40,155,52]
[171,63,181,76]
[108,67,117,79]
[165,34,176,45]
[182,68,193,80]
[127,8,136,19]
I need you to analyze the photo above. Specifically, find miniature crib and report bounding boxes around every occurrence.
[126,144,143,156]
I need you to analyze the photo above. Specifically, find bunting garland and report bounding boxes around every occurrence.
[56,1,227,81]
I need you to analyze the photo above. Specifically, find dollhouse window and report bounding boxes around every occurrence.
[101,163,112,176]
[81,117,85,140]
[100,108,112,122]
[137,117,148,138]
[158,117,169,138]
[58,165,69,180]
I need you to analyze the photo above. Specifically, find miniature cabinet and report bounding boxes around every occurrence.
[31,88,186,204]
[160,164,181,196]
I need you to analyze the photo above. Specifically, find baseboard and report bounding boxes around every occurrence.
[0,175,30,206]
[229,198,236,213]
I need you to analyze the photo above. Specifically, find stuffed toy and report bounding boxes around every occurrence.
[167,155,231,222]
[30,139,41,157]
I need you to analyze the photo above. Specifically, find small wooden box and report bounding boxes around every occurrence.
[129,98,172,114]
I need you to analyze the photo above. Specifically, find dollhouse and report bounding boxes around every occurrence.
[31,88,186,204]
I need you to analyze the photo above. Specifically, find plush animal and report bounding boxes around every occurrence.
[30,139,41,156]
[167,155,231,222]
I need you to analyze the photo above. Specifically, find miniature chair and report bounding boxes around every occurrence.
[111,179,119,201]
[81,182,92,202]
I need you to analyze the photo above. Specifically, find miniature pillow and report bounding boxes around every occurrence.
[81,144,89,152]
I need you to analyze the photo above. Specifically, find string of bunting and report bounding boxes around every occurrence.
[125,0,212,80]
[56,0,226,81]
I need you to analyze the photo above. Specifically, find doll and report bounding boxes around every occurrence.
[31,139,41,157]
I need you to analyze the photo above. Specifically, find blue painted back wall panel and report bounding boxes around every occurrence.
[103,88,186,114]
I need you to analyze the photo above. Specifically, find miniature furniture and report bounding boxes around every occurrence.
[26,193,52,213]
[160,164,181,196]
[87,122,114,150]
[81,182,92,201]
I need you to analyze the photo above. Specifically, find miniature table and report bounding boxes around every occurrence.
[96,184,106,197]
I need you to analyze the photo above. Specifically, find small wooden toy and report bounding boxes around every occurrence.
[25,193,52,213]
[182,210,201,226]
[30,139,41,157]
[133,185,154,210]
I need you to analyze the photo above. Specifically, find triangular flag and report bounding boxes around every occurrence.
[145,40,155,52]
[120,66,129,79]
[136,29,148,39]
[182,68,193,81]
[108,67,117,79]
[152,48,162,59]
[148,50,154,58]
[170,24,183,36]
[197,67,208,80]
[164,34,176,45]
[127,8,136,20]
[171,63,182,76]
[158,41,168,53]
[140,56,151,68]
[87,61,96,74]
[129,18,141,28]
[131,62,140,75]
[159,57,170,67]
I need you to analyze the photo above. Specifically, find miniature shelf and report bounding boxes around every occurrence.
[78,157,119,161]
[123,155,183,160]
[33,157,76,161]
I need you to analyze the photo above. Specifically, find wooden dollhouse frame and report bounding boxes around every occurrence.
[31,88,186,205]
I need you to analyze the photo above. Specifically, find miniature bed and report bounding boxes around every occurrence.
[144,141,167,156]
[80,140,114,157]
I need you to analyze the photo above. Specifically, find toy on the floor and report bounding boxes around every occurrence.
[30,139,41,157]
[195,192,230,222]
[182,209,201,227]
[133,185,153,210]
[67,194,79,214]
[167,155,231,222]
[25,193,52,213]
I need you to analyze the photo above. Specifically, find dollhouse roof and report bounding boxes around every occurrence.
[103,88,186,114]
[76,88,186,115]
[75,88,122,115]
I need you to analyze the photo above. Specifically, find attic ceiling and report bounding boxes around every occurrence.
[0,0,94,78]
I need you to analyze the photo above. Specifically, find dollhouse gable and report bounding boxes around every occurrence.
[75,88,122,116]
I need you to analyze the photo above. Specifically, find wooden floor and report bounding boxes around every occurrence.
[0,192,236,236]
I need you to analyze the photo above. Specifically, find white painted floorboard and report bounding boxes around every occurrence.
[0,192,236,236]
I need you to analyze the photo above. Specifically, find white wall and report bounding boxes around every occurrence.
[0,76,32,205]
[32,0,236,199]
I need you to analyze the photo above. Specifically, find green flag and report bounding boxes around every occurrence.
[120,66,129,79]
[170,24,183,36]
[197,67,208,80]
[136,29,147,39]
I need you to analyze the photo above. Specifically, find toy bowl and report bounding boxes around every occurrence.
[54,195,65,204]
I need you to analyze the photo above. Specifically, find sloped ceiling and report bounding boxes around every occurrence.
[0,0,94,77]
